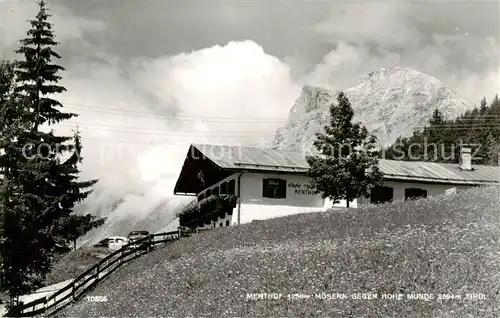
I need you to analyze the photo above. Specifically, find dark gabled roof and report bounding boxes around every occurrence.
[191,143,309,173]
[173,144,500,194]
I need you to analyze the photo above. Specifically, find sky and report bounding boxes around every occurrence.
[0,0,499,231]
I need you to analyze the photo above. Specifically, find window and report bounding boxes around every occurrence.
[220,182,228,194]
[405,188,427,200]
[219,222,223,227]
[226,220,229,226]
[197,192,205,201]
[206,189,212,197]
[228,180,236,195]
[212,187,219,195]
[262,178,286,199]
[370,186,393,204]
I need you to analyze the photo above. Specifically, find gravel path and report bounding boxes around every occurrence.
[57,186,500,317]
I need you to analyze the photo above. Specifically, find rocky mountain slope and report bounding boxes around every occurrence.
[273,67,476,151]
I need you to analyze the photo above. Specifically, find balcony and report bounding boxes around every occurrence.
[177,194,237,229]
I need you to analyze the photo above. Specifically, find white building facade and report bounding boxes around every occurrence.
[191,172,342,228]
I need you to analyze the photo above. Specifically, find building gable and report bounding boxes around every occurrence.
[173,145,233,195]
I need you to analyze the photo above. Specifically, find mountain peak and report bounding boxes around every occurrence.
[274,67,476,151]
[352,66,444,89]
[301,84,329,93]
[365,66,423,76]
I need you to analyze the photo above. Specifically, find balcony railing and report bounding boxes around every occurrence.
[177,194,237,228]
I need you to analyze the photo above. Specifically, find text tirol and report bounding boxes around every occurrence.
[288,183,316,195]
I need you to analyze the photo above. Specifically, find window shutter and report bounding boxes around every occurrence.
[278,179,287,198]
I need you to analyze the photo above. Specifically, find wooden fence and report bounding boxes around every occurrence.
[9,228,193,317]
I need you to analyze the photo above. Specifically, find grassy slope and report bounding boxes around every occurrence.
[44,247,112,286]
[58,186,500,317]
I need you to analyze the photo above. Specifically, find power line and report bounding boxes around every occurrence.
[413,125,500,130]
[81,135,276,145]
[453,115,500,118]
[57,122,277,135]
[61,100,500,124]
[61,101,290,123]
[67,127,276,137]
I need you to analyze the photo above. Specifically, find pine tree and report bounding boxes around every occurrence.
[485,132,500,166]
[491,94,500,112]
[13,1,76,129]
[425,108,446,161]
[306,91,383,208]
[0,60,35,304]
[51,130,104,251]
[479,97,488,115]
[0,60,24,140]
[0,1,103,305]
[0,60,15,103]
[0,60,16,297]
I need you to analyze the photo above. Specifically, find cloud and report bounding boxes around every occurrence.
[306,1,499,103]
[304,43,403,91]
[0,0,105,57]
[52,40,299,242]
[313,2,422,49]
[129,40,299,123]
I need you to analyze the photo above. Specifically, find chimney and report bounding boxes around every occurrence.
[459,146,472,170]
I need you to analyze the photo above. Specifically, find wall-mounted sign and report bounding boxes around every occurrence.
[288,182,317,195]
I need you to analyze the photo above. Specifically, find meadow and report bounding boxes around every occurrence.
[57,185,500,317]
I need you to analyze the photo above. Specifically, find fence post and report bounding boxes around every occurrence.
[9,299,23,317]
[178,226,181,239]
[71,281,76,301]
[42,296,47,315]
[95,263,100,285]
[120,245,125,264]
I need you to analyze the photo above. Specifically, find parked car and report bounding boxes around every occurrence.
[93,236,128,250]
[127,231,150,250]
